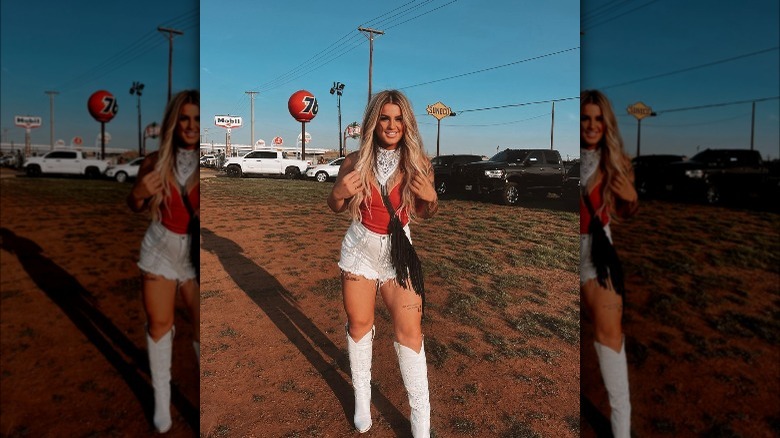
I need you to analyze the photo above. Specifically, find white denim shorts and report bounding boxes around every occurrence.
[338,221,412,283]
[138,221,196,282]
[580,223,612,284]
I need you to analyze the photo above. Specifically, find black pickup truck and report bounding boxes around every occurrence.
[659,148,770,204]
[459,148,566,205]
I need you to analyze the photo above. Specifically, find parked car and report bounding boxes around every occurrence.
[200,154,216,167]
[459,148,566,205]
[306,157,345,182]
[106,156,145,182]
[431,154,483,196]
[631,154,686,197]
[659,148,769,204]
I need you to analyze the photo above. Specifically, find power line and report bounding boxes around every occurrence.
[418,112,550,127]
[655,95,779,114]
[53,10,198,92]
[399,47,579,90]
[599,46,780,90]
[457,96,579,114]
[582,0,663,32]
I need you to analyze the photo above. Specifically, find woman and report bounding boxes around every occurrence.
[127,90,200,433]
[580,89,638,438]
[328,90,438,437]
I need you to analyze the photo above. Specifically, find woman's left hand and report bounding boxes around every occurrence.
[611,171,637,203]
[410,172,436,203]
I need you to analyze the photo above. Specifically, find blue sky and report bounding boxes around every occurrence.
[1,0,199,153]
[200,0,581,161]
[582,0,780,160]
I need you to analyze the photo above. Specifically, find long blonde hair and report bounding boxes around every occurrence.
[581,89,632,217]
[149,89,199,221]
[348,90,430,222]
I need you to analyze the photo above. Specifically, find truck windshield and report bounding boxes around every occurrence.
[488,150,530,163]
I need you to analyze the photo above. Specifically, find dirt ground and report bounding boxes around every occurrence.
[1,168,199,437]
[581,198,780,437]
[198,168,581,438]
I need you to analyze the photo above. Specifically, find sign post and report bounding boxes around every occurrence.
[627,102,655,157]
[426,101,454,157]
[288,90,318,160]
[214,115,242,156]
[88,90,118,159]
[14,116,42,157]
[344,122,361,156]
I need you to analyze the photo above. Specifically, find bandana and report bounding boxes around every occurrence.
[580,147,600,188]
[175,147,197,186]
[375,147,400,186]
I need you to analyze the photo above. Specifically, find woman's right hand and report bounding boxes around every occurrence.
[332,169,362,201]
[134,169,163,200]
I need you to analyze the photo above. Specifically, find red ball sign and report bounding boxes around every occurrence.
[88,90,118,123]
[288,90,318,122]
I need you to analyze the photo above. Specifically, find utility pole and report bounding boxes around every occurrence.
[157,27,183,102]
[358,27,384,102]
[246,91,258,148]
[550,101,555,150]
[44,90,58,149]
[750,101,755,150]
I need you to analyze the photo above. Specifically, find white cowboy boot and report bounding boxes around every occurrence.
[395,340,431,438]
[595,337,631,438]
[147,326,175,433]
[347,325,375,433]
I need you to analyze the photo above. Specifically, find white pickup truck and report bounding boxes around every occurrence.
[223,149,311,178]
[23,150,109,178]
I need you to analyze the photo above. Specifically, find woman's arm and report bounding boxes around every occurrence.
[412,165,438,219]
[327,152,361,213]
[610,156,638,218]
[127,153,162,212]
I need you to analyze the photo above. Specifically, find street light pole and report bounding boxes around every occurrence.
[130,81,145,156]
[330,82,345,156]
[157,27,183,102]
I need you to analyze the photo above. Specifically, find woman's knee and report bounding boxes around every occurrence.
[594,325,624,350]
[147,319,174,340]
[346,315,375,339]
[395,326,423,351]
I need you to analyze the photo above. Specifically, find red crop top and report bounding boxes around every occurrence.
[161,182,199,234]
[360,183,410,234]
[580,180,610,234]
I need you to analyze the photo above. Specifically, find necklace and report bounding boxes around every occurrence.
[580,147,600,188]
[375,147,400,186]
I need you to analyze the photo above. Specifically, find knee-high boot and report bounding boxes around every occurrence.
[193,341,200,363]
[147,326,175,433]
[595,337,631,438]
[395,340,431,438]
[347,325,375,433]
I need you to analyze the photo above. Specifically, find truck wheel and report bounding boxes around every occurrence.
[227,165,242,178]
[85,167,101,179]
[115,171,128,183]
[285,167,300,179]
[26,165,41,177]
[315,171,328,183]
[501,183,520,205]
